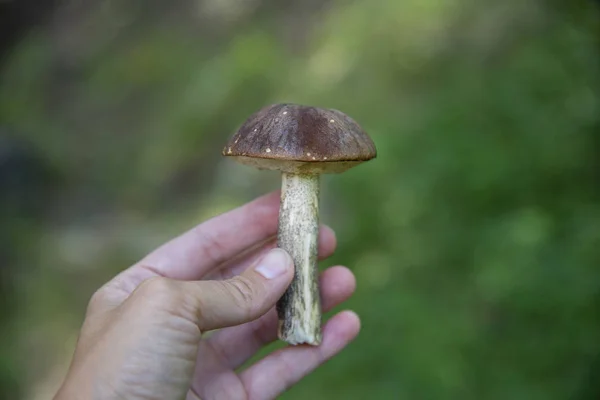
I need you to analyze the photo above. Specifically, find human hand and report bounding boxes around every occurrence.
[54,192,360,400]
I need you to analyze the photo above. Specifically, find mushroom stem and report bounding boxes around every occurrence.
[276,172,322,345]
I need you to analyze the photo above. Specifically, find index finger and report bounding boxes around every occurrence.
[134,191,281,280]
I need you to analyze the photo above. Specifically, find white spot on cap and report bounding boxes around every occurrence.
[330,119,335,123]
[324,157,328,160]
[306,152,311,156]
[312,156,316,160]
[283,111,288,115]
[234,138,239,143]
[227,147,232,154]
[253,128,258,132]
[266,148,271,153]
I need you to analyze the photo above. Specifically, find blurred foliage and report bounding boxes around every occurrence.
[1,0,599,399]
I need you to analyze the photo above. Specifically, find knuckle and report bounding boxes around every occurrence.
[88,287,109,312]
[197,229,228,266]
[227,276,259,315]
[135,277,181,308]
[138,276,173,295]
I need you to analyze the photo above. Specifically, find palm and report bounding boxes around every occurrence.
[105,192,359,399]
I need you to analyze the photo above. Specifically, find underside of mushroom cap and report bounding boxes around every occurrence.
[223,103,376,174]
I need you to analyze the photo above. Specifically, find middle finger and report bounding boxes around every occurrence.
[206,265,356,369]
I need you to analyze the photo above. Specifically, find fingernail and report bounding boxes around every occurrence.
[255,249,292,279]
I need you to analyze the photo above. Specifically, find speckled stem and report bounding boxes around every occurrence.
[276,172,322,345]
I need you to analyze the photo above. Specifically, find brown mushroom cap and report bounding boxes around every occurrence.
[222,103,377,174]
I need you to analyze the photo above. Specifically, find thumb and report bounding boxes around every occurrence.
[183,248,294,331]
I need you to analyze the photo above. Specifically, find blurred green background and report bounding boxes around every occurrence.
[1,0,600,398]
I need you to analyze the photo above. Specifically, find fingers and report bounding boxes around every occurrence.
[138,191,282,280]
[176,248,295,331]
[240,311,361,399]
[97,192,284,303]
[95,191,336,312]
[188,266,356,399]
[205,225,337,280]
[206,266,356,369]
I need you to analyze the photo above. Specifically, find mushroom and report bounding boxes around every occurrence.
[222,103,376,345]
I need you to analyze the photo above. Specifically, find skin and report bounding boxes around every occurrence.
[54,191,360,400]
